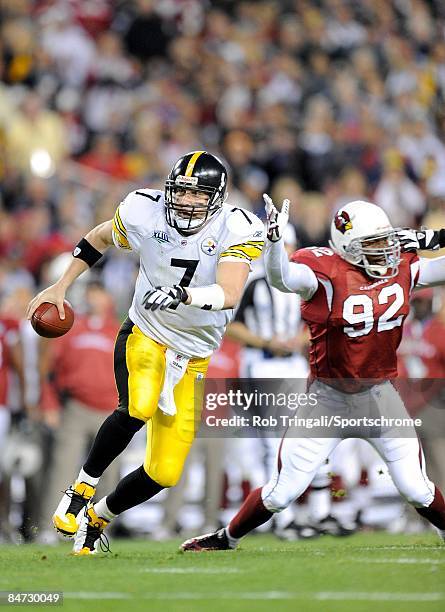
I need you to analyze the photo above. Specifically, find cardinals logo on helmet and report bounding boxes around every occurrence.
[334,211,353,234]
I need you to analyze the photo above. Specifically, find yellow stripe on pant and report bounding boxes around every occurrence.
[125,325,210,487]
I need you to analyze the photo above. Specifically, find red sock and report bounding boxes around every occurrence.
[228,487,273,539]
[416,487,445,530]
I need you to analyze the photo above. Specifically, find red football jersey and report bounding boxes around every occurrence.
[49,314,120,411]
[291,247,420,381]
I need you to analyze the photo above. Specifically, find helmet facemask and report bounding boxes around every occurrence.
[345,230,401,279]
[165,175,224,235]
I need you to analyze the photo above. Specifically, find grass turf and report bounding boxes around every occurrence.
[0,532,443,612]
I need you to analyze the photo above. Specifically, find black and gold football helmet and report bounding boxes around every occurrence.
[165,151,228,235]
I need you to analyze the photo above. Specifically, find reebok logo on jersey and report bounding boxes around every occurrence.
[152,230,169,244]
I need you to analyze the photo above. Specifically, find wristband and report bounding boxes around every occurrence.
[439,229,445,248]
[187,284,226,311]
[73,238,103,267]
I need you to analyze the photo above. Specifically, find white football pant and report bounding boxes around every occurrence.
[262,381,435,513]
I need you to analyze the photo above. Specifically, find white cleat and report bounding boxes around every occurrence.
[52,481,96,538]
[73,505,110,556]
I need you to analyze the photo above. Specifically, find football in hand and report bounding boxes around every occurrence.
[31,300,74,338]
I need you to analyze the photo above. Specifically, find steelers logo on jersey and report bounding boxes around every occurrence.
[201,237,218,256]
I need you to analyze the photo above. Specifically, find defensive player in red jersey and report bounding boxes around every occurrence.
[182,196,445,551]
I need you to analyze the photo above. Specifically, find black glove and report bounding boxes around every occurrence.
[397,228,444,252]
[142,285,188,311]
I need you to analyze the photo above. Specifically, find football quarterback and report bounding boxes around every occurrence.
[181,196,445,552]
[27,151,264,554]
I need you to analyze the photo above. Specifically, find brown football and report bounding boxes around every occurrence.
[31,300,74,338]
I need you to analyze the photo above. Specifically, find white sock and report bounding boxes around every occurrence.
[94,497,117,522]
[224,526,240,549]
[77,468,100,488]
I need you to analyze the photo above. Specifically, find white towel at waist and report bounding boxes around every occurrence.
[158,348,189,416]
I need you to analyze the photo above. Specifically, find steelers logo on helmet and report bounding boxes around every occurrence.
[329,200,401,280]
[201,236,218,256]
[165,151,228,236]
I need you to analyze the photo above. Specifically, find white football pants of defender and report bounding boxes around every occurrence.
[241,355,331,525]
[262,380,435,513]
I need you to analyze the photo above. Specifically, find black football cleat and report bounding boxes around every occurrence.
[181,528,234,552]
[317,514,357,536]
[274,521,320,541]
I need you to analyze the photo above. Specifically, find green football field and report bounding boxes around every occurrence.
[0,533,443,612]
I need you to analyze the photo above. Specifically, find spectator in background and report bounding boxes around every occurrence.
[238,167,269,218]
[40,282,121,542]
[5,90,67,177]
[270,176,302,216]
[39,4,95,88]
[398,117,445,198]
[292,192,331,249]
[124,0,173,63]
[1,17,37,86]
[222,130,259,190]
[374,148,426,228]
[332,167,368,211]
[299,96,336,191]
[78,133,130,180]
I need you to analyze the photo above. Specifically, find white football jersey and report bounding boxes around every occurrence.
[112,188,264,357]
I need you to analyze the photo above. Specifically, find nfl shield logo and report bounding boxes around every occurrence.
[201,237,217,256]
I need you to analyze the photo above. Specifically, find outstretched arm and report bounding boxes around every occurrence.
[417,256,445,288]
[26,220,114,320]
[265,240,318,299]
[263,193,318,299]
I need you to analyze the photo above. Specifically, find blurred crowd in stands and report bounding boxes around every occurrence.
[1,0,445,542]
